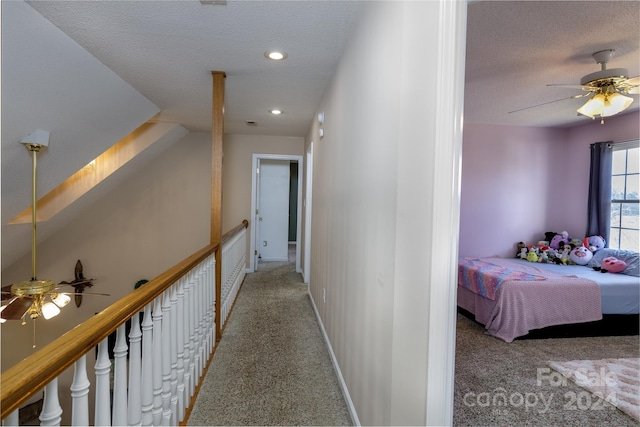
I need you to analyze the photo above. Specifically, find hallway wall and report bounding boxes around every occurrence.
[305,2,464,425]
[221,134,304,268]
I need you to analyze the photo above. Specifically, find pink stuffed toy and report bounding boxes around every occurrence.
[600,257,627,273]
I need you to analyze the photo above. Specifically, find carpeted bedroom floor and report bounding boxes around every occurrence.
[454,312,640,426]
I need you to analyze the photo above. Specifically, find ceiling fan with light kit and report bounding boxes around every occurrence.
[510,49,639,123]
[0,130,108,332]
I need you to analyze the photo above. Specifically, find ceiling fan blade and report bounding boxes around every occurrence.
[60,291,110,297]
[546,84,594,91]
[1,297,34,320]
[622,75,639,94]
[508,93,590,114]
[1,285,13,301]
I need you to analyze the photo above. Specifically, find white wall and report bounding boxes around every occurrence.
[305,2,465,425]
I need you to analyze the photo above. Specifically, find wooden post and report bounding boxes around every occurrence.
[211,71,225,342]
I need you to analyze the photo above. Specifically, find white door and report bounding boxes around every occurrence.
[257,160,290,262]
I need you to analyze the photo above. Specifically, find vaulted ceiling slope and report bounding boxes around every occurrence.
[1,1,187,269]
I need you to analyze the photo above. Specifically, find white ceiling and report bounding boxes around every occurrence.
[25,0,640,134]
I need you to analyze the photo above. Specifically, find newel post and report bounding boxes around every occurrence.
[211,71,225,343]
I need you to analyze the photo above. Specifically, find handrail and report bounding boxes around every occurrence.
[221,219,249,246]
[1,220,248,420]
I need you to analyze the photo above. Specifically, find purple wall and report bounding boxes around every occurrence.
[459,111,639,258]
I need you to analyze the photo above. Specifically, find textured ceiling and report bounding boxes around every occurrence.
[465,1,639,127]
[25,1,640,134]
[26,0,364,136]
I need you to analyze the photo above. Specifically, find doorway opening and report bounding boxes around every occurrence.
[250,153,303,273]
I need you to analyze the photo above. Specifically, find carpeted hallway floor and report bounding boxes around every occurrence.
[187,261,353,426]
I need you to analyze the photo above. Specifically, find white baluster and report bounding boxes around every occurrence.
[192,267,202,383]
[152,296,163,426]
[203,259,211,358]
[198,262,207,378]
[128,312,143,426]
[176,278,186,422]
[94,339,111,426]
[202,261,209,373]
[2,408,18,426]
[209,256,216,352]
[70,355,90,426]
[161,290,172,426]
[141,305,154,426]
[39,378,62,426]
[183,271,194,400]
[169,285,179,424]
[112,324,128,425]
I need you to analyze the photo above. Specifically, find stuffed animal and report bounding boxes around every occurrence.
[569,245,593,265]
[595,257,627,273]
[554,245,571,265]
[538,246,550,263]
[544,231,557,244]
[526,247,539,263]
[582,235,606,252]
[550,231,570,249]
[515,241,526,258]
[518,247,528,259]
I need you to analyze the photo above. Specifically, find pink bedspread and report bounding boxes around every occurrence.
[457,257,602,342]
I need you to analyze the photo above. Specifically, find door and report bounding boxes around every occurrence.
[257,159,290,262]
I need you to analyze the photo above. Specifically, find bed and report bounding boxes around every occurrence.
[457,249,640,342]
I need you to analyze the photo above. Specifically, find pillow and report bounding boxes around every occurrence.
[587,249,640,276]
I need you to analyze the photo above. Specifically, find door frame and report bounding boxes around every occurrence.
[250,153,303,273]
[303,142,314,283]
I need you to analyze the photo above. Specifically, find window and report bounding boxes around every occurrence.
[610,142,639,251]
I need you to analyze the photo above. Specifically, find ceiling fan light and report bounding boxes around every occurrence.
[0,306,7,323]
[41,301,60,319]
[602,92,633,117]
[52,293,71,308]
[577,93,605,118]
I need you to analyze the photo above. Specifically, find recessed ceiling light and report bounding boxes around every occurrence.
[265,51,287,61]
[270,109,283,115]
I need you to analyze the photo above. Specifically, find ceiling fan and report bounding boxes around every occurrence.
[0,130,108,324]
[510,49,639,123]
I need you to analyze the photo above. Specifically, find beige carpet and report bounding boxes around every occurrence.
[454,312,640,426]
[187,261,352,426]
[548,358,640,422]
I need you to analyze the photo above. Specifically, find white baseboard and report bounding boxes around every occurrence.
[308,290,360,426]
[258,257,289,262]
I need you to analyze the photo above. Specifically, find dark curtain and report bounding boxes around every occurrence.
[586,141,612,245]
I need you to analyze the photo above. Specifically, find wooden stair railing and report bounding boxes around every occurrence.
[1,220,249,425]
